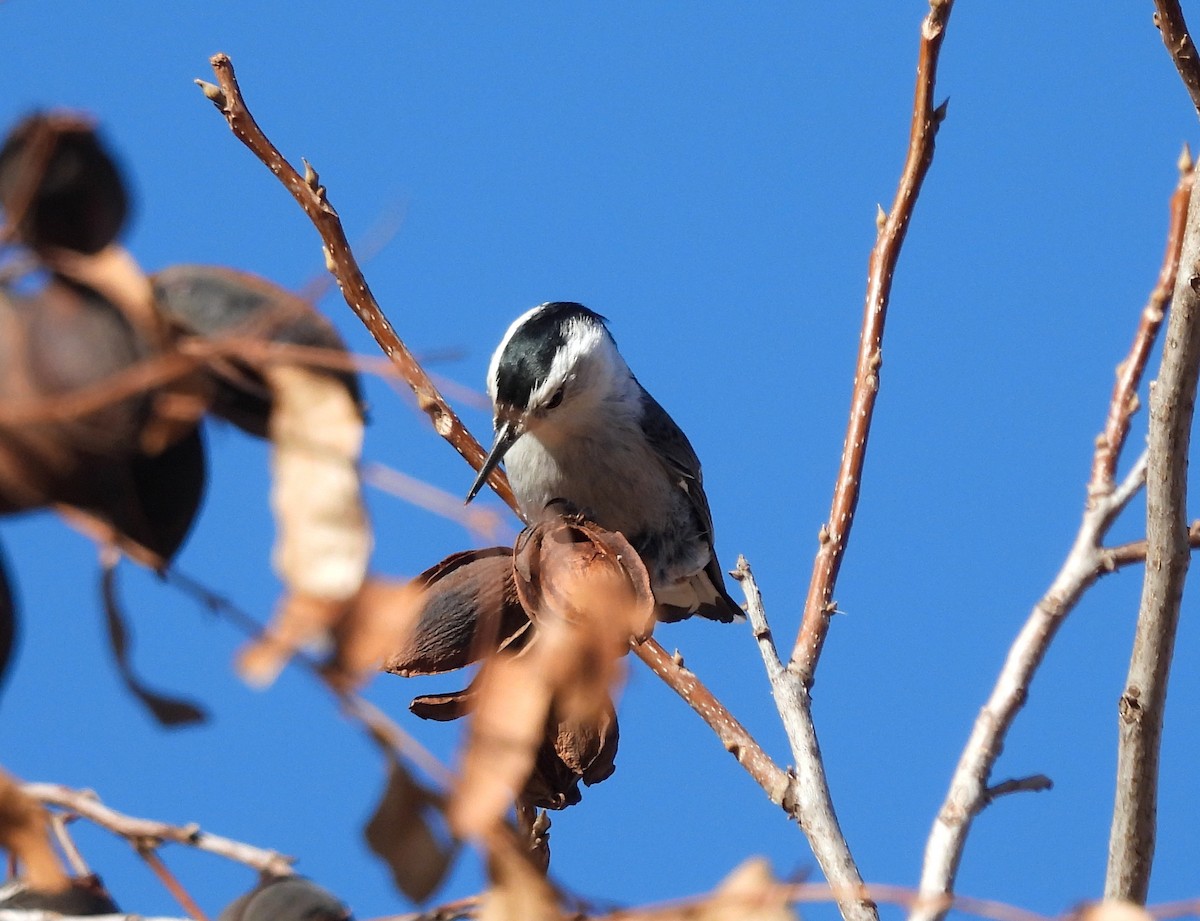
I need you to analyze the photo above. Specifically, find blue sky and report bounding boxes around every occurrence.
[2,3,1199,919]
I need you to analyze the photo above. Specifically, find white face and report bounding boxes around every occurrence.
[486,304,630,433]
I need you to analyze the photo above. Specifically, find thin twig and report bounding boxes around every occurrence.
[198,55,516,511]
[159,568,457,791]
[47,815,89,878]
[1102,520,1200,570]
[982,775,1053,804]
[135,847,209,921]
[789,0,955,688]
[735,558,874,921]
[630,638,795,811]
[1090,152,1195,500]
[366,881,1059,921]
[911,453,1150,921]
[1152,0,1200,120]
[22,784,294,877]
[1105,179,1200,901]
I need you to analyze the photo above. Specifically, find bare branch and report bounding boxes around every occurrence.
[1102,520,1200,570]
[790,0,956,687]
[735,558,874,921]
[1090,154,1194,499]
[913,163,1193,919]
[21,784,294,877]
[135,848,208,921]
[1105,177,1200,902]
[1152,1,1200,120]
[982,775,1053,804]
[199,53,518,511]
[629,638,795,812]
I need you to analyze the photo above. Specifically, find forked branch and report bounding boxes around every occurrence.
[914,156,1198,921]
[1105,171,1200,902]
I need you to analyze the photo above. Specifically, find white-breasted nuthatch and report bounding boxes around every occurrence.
[466,302,741,623]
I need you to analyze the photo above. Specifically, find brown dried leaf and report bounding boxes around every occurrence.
[364,757,457,903]
[383,548,530,677]
[1074,902,1154,921]
[0,768,70,893]
[237,592,349,688]
[410,686,475,722]
[477,834,563,921]
[449,655,553,839]
[100,558,207,726]
[704,858,796,921]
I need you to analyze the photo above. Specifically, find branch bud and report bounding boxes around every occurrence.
[194,79,227,108]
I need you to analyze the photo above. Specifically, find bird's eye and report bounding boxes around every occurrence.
[545,386,565,410]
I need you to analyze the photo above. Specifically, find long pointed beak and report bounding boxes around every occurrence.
[465,420,521,504]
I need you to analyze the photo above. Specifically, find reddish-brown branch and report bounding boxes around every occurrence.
[199,54,517,511]
[1090,153,1195,500]
[789,0,955,686]
[136,847,209,921]
[1103,520,1200,572]
[1153,1,1200,121]
[631,638,795,811]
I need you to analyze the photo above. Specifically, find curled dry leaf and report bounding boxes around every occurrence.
[512,514,652,728]
[1072,902,1154,921]
[383,548,530,678]
[267,364,370,605]
[100,557,207,726]
[0,767,70,894]
[327,577,423,688]
[240,577,421,689]
[702,858,797,921]
[364,757,457,903]
[449,655,555,840]
[0,111,128,254]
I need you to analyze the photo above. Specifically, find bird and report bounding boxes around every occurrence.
[465,301,741,623]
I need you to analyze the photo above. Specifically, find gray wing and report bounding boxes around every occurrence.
[636,383,740,622]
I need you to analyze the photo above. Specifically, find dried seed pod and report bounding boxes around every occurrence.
[152,265,363,436]
[0,112,129,254]
[218,876,350,921]
[383,548,530,677]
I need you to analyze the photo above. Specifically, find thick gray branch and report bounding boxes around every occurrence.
[737,558,877,921]
[1104,180,1200,902]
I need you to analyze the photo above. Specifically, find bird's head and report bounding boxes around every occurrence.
[465,301,631,503]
